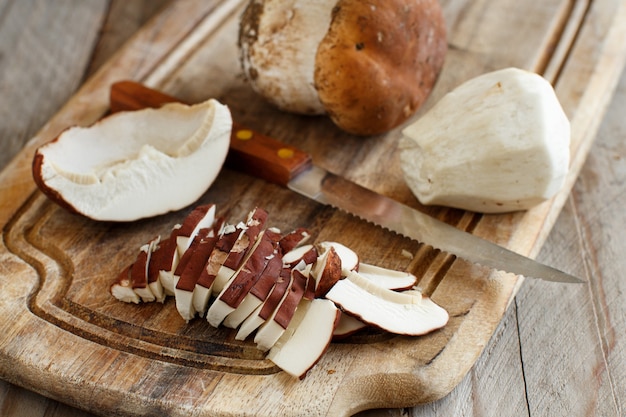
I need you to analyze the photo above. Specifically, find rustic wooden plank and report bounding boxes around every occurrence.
[0,0,108,170]
[0,2,170,417]
[84,0,172,78]
[0,1,108,415]
[518,64,626,417]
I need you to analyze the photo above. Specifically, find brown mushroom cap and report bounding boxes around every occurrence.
[314,0,447,135]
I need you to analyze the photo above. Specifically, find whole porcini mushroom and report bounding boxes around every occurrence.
[32,99,231,221]
[400,67,571,213]
[238,0,447,135]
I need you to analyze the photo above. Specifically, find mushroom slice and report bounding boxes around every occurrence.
[175,204,217,255]
[158,204,217,296]
[316,241,359,275]
[282,244,317,269]
[32,100,232,221]
[130,237,160,302]
[400,67,571,213]
[332,312,367,339]
[235,268,293,342]
[325,270,448,336]
[312,241,358,284]
[212,207,268,294]
[357,263,417,291]
[174,228,219,322]
[206,228,278,327]
[191,222,239,316]
[267,298,340,379]
[222,254,282,329]
[254,269,309,351]
[151,234,181,297]
[311,245,342,298]
[146,238,169,302]
[278,227,311,254]
[232,241,318,336]
[110,264,139,304]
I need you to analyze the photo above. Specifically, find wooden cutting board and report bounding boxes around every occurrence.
[1,1,625,416]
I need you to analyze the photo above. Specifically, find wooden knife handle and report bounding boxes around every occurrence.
[109,81,312,187]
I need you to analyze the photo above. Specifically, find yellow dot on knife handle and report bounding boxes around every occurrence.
[277,148,294,159]
[236,129,253,140]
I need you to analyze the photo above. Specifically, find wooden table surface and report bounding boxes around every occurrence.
[1,1,625,416]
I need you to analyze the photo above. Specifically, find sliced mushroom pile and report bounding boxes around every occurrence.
[111,204,449,379]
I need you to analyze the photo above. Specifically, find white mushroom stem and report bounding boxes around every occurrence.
[239,0,334,114]
[400,67,570,213]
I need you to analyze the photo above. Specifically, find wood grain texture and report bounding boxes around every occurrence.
[0,0,625,416]
[0,0,107,170]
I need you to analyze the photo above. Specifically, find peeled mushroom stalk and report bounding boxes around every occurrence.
[400,67,571,213]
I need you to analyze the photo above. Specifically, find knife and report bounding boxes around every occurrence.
[109,81,584,284]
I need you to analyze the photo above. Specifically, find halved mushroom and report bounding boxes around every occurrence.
[32,99,231,221]
[325,270,448,336]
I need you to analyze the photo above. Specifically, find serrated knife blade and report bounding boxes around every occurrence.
[109,81,584,284]
[288,165,582,283]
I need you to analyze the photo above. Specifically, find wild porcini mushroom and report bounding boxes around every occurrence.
[400,67,571,213]
[238,0,447,135]
[32,100,231,221]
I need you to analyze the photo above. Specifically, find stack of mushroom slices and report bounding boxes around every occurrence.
[112,204,449,379]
